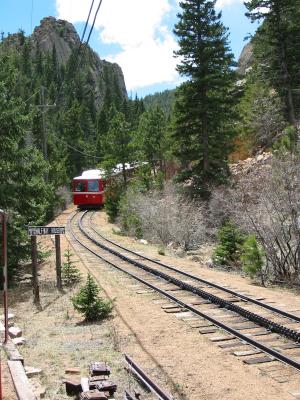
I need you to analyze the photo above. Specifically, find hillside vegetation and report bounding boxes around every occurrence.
[2,0,300,286]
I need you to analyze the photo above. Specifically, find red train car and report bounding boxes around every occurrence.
[72,169,107,208]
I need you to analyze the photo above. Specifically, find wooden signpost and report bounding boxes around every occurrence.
[28,226,65,304]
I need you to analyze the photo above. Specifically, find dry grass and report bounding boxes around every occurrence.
[7,275,140,399]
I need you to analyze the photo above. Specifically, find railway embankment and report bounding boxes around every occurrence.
[4,205,300,400]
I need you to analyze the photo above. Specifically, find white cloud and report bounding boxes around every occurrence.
[216,0,243,9]
[56,0,180,91]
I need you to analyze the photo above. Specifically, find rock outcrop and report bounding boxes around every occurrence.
[230,152,272,176]
[30,17,80,64]
[30,16,127,109]
[236,42,254,76]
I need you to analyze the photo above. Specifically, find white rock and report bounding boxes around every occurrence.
[139,239,148,245]
[12,337,26,346]
[25,366,42,377]
[0,313,15,321]
[256,154,264,161]
[9,326,22,338]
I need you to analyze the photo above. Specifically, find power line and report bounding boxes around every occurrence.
[75,0,104,73]
[52,133,103,160]
[80,0,95,42]
[73,0,96,69]
[24,89,40,103]
[85,0,103,46]
[30,0,34,34]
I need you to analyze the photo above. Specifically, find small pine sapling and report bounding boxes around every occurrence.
[72,274,113,321]
[62,247,82,287]
[213,220,245,266]
[241,235,264,282]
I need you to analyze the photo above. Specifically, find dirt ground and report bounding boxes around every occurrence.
[2,357,17,400]
[3,206,300,399]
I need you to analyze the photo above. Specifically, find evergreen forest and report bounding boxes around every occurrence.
[1,0,300,285]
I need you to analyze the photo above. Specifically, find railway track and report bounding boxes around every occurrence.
[68,210,300,374]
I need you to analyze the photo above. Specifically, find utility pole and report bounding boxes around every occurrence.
[40,86,48,163]
[37,86,56,182]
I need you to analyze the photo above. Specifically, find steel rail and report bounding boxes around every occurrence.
[79,212,300,343]
[124,354,174,400]
[89,212,300,323]
[124,390,135,400]
[68,211,300,371]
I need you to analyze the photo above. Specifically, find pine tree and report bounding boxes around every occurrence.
[63,100,84,176]
[173,0,236,194]
[62,247,82,287]
[245,0,300,126]
[0,59,50,279]
[241,235,264,281]
[136,107,167,175]
[72,274,113,321]
[104,111,133,184]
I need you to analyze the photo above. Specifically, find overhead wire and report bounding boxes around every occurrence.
[85,0,103,46]
[80,0,95,42]
[76,0,103,69]
[52,134,103,160]
[30,0,34,34]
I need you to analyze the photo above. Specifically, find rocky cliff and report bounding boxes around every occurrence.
[30,17,127,109]
[236,42,253,76]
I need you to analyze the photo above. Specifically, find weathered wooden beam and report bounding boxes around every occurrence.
[7,360,37,400]
[4,338,24,364]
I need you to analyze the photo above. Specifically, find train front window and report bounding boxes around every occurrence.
[75,182,85,192]
[88,181,99,192]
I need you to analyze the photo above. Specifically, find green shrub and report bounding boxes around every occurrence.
[134,164,153,192]
[158,245,165,256]
[273,126,297,153]
[62,247,82,287]
[240,235,264,278]
[72,274,113,321]
[213,220,244,266]
[119,192,143,238]
[104,180,125,222]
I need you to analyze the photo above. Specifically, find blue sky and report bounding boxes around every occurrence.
[0,0,259,97]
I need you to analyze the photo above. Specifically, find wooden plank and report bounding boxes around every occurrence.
[219,341,247,349]
[277,343,300,350]
[81,377,89,392]
[161,305,182,310]
[245,330,269,337]
[8,360,37,400]
[4,339,24,364]
[188,300,211,306]
[210,336,235,342]
[199,328,217,334]
[231,324,260,331]
[163,308,182,314]
[243,356,275,365]
[259,364,287,372]
[233,349,262,357]
[195,322,214,328]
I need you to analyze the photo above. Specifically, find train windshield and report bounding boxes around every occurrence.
[75,181,85,192]
[88,181,99,192]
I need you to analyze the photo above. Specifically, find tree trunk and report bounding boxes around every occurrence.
[202,115,209,175]
[274,6,297,128]
[122,163,127,185]
[152,160,156,177]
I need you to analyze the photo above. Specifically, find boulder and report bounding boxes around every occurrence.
[12,337,26,346]
[25,366,42,377]
[9,326,22,338]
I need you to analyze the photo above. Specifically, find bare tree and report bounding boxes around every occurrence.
[121,183,208,251]
[210,152,300,282]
